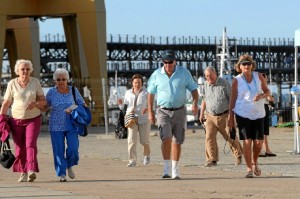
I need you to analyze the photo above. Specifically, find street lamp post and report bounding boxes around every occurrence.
[289,29,300,154]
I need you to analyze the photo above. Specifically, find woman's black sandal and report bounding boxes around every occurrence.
[245,171,253,178]
[252,163,261,176]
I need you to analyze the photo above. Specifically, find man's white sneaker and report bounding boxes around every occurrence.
[27,171,36,182]
[127,161,136,167]
[67,167,75,179]
[143,156,150,165]
[18,173,28,182]
[172,168,180,179]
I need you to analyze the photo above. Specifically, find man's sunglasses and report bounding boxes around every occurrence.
[163,60,174,64]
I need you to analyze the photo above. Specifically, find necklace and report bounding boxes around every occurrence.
[242,73,257,94]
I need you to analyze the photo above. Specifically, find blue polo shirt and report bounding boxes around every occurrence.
[147,66,198,108]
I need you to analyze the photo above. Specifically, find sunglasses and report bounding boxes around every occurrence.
[241,63,252,66]
[56,78,66,82]
[20,68,30,71]
[163,60,174,64]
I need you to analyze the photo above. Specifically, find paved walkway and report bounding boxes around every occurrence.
[1,126,300,198]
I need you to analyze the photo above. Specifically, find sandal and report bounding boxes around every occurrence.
[245,171,253,178]
[252,163,261,176]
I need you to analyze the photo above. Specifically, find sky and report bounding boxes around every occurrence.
[38,0,300,40]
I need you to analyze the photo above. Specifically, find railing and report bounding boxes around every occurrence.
[39,34,295,46]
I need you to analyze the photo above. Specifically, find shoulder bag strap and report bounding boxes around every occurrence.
[132,89,142,110]
[72,86,77,105]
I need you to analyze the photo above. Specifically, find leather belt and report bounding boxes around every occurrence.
[212,110,229,116]
[160,105,184,111]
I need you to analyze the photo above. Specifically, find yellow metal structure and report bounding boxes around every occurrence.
[0,0,107,125]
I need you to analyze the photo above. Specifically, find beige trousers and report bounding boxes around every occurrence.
[205,112,243,162]
[127,121,151,162]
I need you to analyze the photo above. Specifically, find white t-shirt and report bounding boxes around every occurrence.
[4,77,44,119]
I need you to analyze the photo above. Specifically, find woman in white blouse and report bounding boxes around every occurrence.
[118,74,151,167]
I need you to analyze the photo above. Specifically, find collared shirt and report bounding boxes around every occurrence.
[147,66,198,108]
[203,77,230,115]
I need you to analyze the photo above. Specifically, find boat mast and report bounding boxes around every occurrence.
[218,27,231,78]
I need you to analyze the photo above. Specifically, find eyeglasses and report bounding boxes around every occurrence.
[20,68,30,71]
[163,60,174,64]
[205,74,214,78]
[56,78,66,82]
[241,63,252,66]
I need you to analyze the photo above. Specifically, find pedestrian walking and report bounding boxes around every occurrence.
[44,68,85,182]
[199,66,243,167]
[147,50,199,179]
[0,59,46,182]
[118,74,151,167]
[228,54,271,178]
[259,73,277,157]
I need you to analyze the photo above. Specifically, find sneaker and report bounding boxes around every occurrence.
[143,156,150,165]
[205,161,217,167]
[171,167,180,179]
[127,161,136,167]
[67,167,75,179]
[161,174,171,179]
[60,175,67,182]
[27,171,36,182]
[235,156,242,165]
[18,173,28,182]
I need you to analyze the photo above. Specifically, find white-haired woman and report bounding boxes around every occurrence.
[0,59,46,182]
[44,68,85,182]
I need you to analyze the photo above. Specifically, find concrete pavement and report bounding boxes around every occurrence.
[1,125,300,198]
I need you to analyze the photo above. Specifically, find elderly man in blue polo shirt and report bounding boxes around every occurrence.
[147,50,199,179]
[199,66,243,167]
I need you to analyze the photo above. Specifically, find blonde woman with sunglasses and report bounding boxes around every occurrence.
[228,54,270,178]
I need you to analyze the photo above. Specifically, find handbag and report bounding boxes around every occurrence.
[115,109,128,139]
[124,112,137,128]
[71,86,89,137]
[124,89,141,128]
[0,139,15,169]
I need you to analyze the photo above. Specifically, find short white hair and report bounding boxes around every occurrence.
[53,68,70,81]
[14,59,33,75]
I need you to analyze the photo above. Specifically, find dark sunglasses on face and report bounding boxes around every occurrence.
[56,78,66,82]
[163,60,174,64]
[241,62,252,66]
[20,68,30,71]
